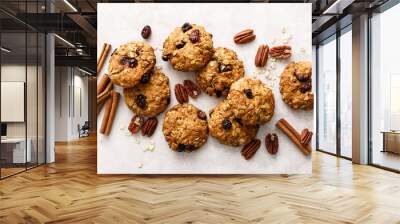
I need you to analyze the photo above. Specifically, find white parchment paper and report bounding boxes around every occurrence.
[97,3,313,174]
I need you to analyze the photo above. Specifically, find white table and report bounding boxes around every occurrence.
[1,138,31,163]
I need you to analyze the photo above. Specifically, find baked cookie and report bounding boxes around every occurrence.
[123,68,170,117]
[227,77,275,126]
[196,47,244,97]
[163,103,208,152]
[162,23,213,72]
[108,41,156,88]
[279,61,313,110]
[208,101,259,146]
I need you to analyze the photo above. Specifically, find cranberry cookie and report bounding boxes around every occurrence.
[162,23,213,72]
[227,77,275,126]
[279,61,313,110]
[162,103,208,152]
[123,68,170,117]
[196,47,244,97]
[208,101,259,146]
[108,41,156,88]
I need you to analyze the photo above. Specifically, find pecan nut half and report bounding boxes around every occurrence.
[233,29,256,44]
[300,128,313,145]
[128,115,144,134]
[265,133,279,155]
[141,117,158,137]
[269,45,292,59]
[175,83,189,104]
[183,80,201,99]
[241,139,261,160]
[255,44,269,67]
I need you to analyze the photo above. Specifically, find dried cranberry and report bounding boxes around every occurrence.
[215,90,222,98]
[233,117,243,126]
[181,22,192,32]
[128,58,137,68]
[222,118,232,130]
[140,73,151,84]
[189,29,200,43]
[243,89,253,99]
[136,94,147,108]
[162,55,170,61]
[177,144,193,152]
[295,73,310,82]
[300,83,312,93]
[197,110,207,120]
[176,41,186,49]
[141,25,151,39]
[120,56,129,65]
[218,63,232,73]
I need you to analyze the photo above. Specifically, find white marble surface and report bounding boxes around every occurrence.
[97,3,313,174]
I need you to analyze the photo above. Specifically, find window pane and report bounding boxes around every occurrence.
[318,36,337,154]
[340,28,352,158]
[371,3,400,171]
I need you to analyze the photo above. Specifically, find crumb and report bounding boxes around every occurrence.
[281,38,289,44]
[135,139,140,144]
[281,27,287,34]
[270,62,277,70]
[144,144,155,152]
[138,163,143,168]
[300,47,306,53]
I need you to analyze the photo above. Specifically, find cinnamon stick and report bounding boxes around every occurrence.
[104,91,120,135]
[97,82,113,102]
[276,119,311,156]
[100,97,112,134]
[97,101,104,117]
[97,74,110,95]
[97,43,111,75]
[97,90,111,105]
[279,119,312,153]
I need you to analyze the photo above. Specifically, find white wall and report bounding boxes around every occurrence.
[54,67,89,141]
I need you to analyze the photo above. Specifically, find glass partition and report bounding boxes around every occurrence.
[0,1,46,179]
[317,35,337,155]
[339,26,352,158]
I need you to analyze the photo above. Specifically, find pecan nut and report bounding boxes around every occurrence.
[269,45,292,59]
[300,128,313,145]
[183,80,201,98]
[128,115,144,134]
[241,139,261,160]
[174,83,189,104]
[265,133,279,155]
[141,117,158,137]
[233,29,256,44]
[255,44,269,67]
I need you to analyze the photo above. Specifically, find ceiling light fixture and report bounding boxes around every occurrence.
[323,0,355,15]
[54,33,75,48]
[77,67,94,76]
[63,0,78,12]
[1,47,11,53]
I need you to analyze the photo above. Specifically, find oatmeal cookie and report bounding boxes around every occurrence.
[162,23,213,72]
[279,61,313,110]
[196,47,244,97]
[108,41,156,88]
[163,103,208,152]
[208,101,259,146]
[227,77,275,126]
[123,68,170,117]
